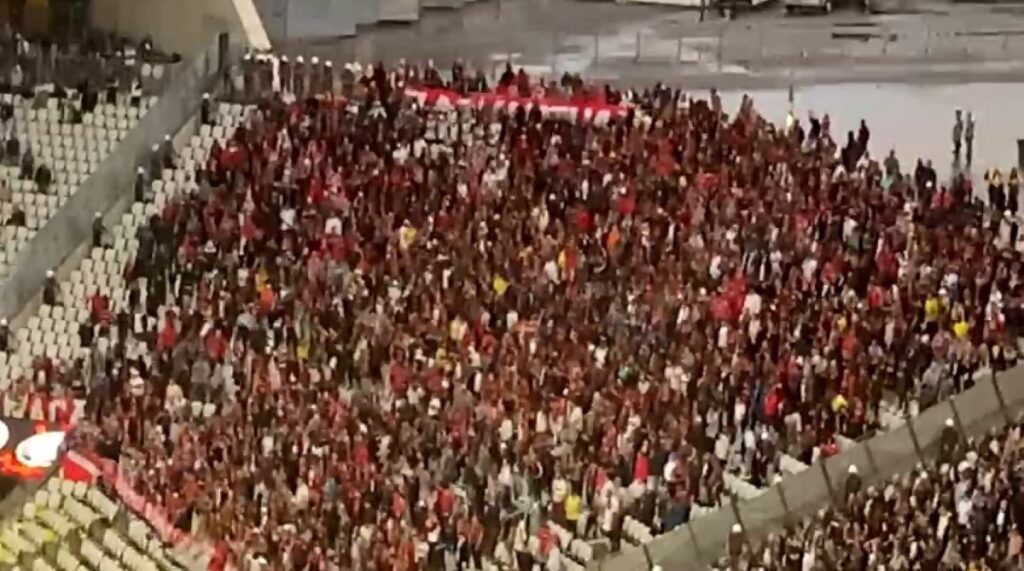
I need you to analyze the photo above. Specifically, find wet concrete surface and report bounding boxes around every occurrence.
[277,0,1024,177]
[279,0,1024,88]
[728,82,1024,181]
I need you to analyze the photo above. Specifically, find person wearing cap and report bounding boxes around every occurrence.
[340,62,355,98]
[309,56,323,97]
[0,317,8,352]
[279,54,291,96]
[323,60,334,95]
[161,134,176,169]
[844,464,862,500]
[134,166,147,202]
[149,143,162,179]
[256,52,273,99]
[92,212,106,248]
[200,92,213,126]
[294,55,306,100]
[939,417,960,465]
[727,523,744,562]
[42,269,58,306]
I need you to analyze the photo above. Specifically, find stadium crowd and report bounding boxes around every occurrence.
[718,419,1024,570]
[27,57,1024,570]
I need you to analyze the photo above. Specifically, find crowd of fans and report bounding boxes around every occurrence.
[719,418,1024,570]
[16,56,1024,570]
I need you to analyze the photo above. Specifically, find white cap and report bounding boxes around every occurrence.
[731,524,742,533]
[164,134,171,141]
[94,211,101,218]
[297,56,304,64]
[0,318,7,326]
[46,270,54,278]
[151,144,159,152]
[325,60,333,68]
[137,166,144,174]
[946,418,954,428]
[311,57,319,65]
[203,92,210,100]
[281,55,288,62]
[848,465,858,475]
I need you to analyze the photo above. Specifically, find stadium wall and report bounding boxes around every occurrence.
[252,0,358,43]
[0,35,237,327]
[355,0,381,26]
[88,0,271,57]
[602,367,1024,570]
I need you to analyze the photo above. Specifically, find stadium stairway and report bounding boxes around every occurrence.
[0,93,161,282]
[0,102,244,571]
[0,102,250,410]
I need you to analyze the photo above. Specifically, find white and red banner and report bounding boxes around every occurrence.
[405,86,628,125]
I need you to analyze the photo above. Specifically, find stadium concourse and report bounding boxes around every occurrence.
[4,48,1024,571]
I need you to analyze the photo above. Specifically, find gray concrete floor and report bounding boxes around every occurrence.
[280,0,1024,87]
[278,0,1024,179]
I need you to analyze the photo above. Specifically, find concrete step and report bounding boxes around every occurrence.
[835,434,857,452]
[780,453,810,474]
[879,405,907,431]
[724,473,765,501]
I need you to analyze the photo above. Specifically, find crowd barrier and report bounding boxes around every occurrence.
[94,453,220,566]
[600,366,1024,571]
[0,34,239,324]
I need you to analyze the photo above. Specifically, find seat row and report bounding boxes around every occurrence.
[0,136,212,391]
[24,123,128,146]
[5,477,194,571]
[0,96,161,293]
[0,103,247,419]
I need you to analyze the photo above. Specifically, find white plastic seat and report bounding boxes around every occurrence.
[102,528,126,557]
[80,539,103,566]
[57,548,82,571]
